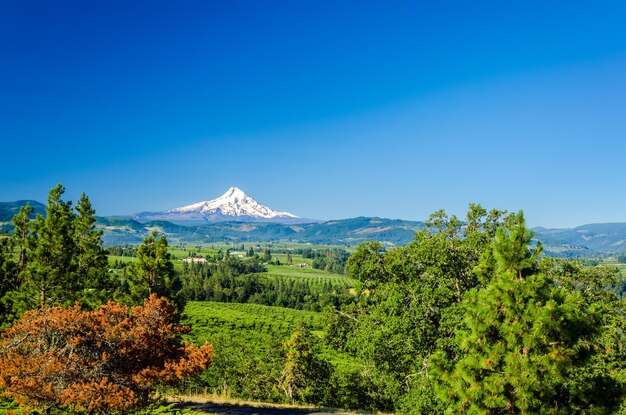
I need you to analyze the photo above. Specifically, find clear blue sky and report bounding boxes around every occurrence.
[1,1,626,227]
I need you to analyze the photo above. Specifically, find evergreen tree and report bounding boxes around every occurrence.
[0,204,34,327]
[19,184,77,309]
[11,203,35,281]
[0,186,114,325]
[279,325,332,403]
[0,239,15,328]
[73,192,111,307]
[128,231,178,304]
[434,212,618,414]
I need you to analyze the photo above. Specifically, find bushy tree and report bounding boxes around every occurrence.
[279,325,332,404]
[328,205,511,411]
[433,213,621,414]
[0,295,212,414]
[127,231,180,307]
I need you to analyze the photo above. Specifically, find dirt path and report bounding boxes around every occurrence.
[174,401,337,415]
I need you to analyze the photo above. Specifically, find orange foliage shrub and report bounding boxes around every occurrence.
[0,295,212,413]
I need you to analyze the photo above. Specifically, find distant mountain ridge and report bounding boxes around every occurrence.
[532,223,626,256]
[0,200,46,222]
[3,198,626,255]
[134,187,315,224]
[94,216,425,247]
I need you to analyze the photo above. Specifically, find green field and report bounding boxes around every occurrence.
[182,301,322,335]
[107,255,136,264]
[181,301,358,368]
[263,265,356,289]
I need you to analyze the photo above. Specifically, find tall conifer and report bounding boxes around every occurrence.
[19,185,76,309]
[73,192,111,307]
[128,230,177,303]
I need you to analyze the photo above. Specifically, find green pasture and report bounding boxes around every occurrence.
[107,255,136,265]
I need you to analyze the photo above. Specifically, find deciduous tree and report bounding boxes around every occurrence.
[433,213,620,414]
[279,325,331,403]
[0,294,212,414]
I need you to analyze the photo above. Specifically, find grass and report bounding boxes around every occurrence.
[108,255,136,264]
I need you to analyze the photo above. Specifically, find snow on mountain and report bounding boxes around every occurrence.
[134,187,313,224]
[168,187,299,219]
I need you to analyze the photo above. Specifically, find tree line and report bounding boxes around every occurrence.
[325,205,626,413]
[178,259,353,311]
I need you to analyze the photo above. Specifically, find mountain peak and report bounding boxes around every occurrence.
[224,186,246,196]
[221,186,248,201]
[138,187,311,223]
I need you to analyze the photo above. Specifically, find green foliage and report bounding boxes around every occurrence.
[263,247,272,262]
[279,325,332,403]
[433,213,622,414]
[74,193,112,307]
[300,248,350,274]
[177,261,355,311]
[345,240,386,288]
[20,184,77,308]
[180,302,320,402]
[327,206,511,411]
[541,258,626,412]
[127,230,180,307]
[0,186,111,327]
[0,397,23,415]
[179,301,368,408]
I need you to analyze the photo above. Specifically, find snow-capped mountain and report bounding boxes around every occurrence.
[134,187,314,224]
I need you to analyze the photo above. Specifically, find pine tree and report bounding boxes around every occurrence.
[0,204,35,327]
[11,203,35,282]
[19,184,77,309]
[128,230,177,303]
[73,192,111,307]
[0,238,15,328]
[434,212,613,414]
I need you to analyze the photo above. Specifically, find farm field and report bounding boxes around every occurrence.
[262,265,356,289]
[182,301,323,336]
[181,301,360,369]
